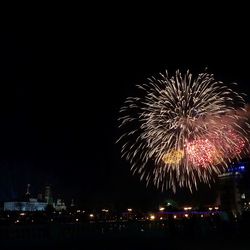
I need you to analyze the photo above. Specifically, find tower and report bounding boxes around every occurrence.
[25,184,31,201]
[44,185,53,205]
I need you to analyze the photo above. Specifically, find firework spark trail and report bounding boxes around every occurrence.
[117,70,249,192]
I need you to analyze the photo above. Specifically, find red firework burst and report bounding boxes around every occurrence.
[186,138,220,167]
[186,128,246,167]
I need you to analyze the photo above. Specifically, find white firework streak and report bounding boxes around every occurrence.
[117,70,249,192]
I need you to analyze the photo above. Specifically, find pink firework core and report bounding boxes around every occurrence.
[186,139,220,167]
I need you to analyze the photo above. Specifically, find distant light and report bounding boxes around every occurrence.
[102,209,109,213]
[59,212,62,215]
[209,207,213,211]
[160,217,163,220]
[212,213,214,215]
[150,215,155,220]
[241,193,246,199]
[76,218,79,222]
[173,215,177,219]
[201,214,204,218]
[20,213,25,216]
[159,207,165,211]
[127,208,132,212]
[31,219,34,223]
[89,214,94,218]
[214,207,219,210]
[184,214,189,218]
[50,219,53,222]
[184,207,192,210]
[240,165,245,170]
[7,214,10,218]
[77,210,81,213]
[167,202,171,206]
[15,220,19,223]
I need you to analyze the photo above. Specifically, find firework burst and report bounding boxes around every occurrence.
[117,70,249,192]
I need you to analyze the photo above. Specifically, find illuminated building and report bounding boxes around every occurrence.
[217,162,250,215]
[4,199,47,211]
[3,184,64,212]
[4,184,48,211]
[54,199,67,211]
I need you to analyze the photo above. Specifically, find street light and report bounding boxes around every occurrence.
[150,215,155,220]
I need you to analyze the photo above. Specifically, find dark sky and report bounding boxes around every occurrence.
[1,20,250,209]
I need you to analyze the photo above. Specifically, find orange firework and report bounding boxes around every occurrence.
[162,149,184,165]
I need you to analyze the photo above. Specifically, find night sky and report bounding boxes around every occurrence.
[1,22,250,209]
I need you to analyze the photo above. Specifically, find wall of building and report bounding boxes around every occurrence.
[4,201,48,211]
